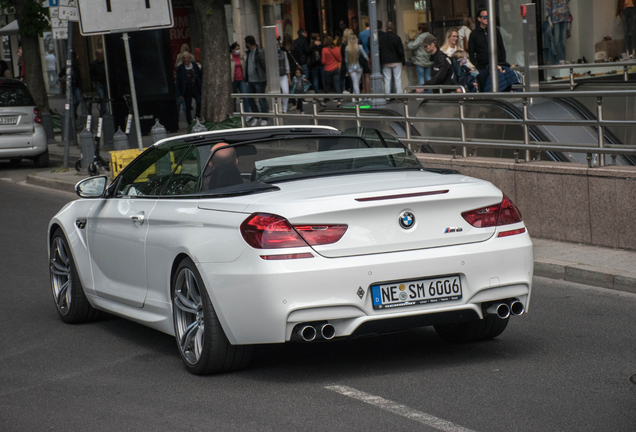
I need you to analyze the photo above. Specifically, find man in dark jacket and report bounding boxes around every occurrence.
[378,21,405,94]
[244,35,268,126]
[468,9,507,91]
[293,29,311,78]
[422,35,453,86]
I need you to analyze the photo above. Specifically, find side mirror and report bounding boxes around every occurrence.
[76,176,108,198]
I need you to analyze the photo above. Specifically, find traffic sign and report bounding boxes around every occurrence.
[52,28,68,39]
[50,17,67,29]
[59,0,79,21]
[77,0,174,35]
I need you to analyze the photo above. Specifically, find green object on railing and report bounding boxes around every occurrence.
[187,117,242,133]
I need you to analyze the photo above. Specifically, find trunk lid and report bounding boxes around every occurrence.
[241,171,502,257]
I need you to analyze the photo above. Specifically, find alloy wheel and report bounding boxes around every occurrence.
[174,268,204,365]
[50,237,72,316]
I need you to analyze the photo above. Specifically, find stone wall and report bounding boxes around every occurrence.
[417,155,636,251]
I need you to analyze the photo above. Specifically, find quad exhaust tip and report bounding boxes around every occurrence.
[486,299,524,319]
[486,302,511,319]
[321,324,336,340]
[299,325,317,342]
[296,323,336,341]
[510,300,524,316]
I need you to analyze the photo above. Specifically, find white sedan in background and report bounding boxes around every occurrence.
[48,126,533,375]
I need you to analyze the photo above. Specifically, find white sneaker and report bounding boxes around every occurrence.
[245,116,253,122]
[260,119,268,126]
[249,118,259,126]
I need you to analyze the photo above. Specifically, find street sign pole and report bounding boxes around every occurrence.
[62,20,73,169]
[122,33,143,151]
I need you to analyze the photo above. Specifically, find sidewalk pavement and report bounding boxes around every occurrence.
[25,133,636,295]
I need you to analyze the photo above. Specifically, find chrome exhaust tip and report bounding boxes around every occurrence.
[486,303,510,319]
[320,324,336,340]
[299,325,317,342]
[510,300,524,316]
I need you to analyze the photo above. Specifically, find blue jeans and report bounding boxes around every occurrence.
[553,21,567,63]
[246,81,268,120]
[415,65,431,85]
[310,65,324,93]
[232,80,247,113]
[95,82,107,116]
[621,7,636,55]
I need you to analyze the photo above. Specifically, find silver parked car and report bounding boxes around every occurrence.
[0,78,48,167]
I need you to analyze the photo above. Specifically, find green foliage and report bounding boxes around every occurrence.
[9,0,50,37]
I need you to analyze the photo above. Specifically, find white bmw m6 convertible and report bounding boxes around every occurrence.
[48,126,533,375]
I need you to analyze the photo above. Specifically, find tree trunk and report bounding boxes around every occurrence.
[12,0,49,110]
[191,0,232,123]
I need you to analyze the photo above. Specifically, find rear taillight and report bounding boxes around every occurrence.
[240,213,347,249]
[294,225,348,246]
[461,194,523,228]
[33,107,42,123]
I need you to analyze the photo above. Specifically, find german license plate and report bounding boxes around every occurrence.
[371,275,462,310]
[0,116,18,125]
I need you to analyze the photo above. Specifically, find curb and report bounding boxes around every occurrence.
[534,258,636,294]
[26,173,80,194]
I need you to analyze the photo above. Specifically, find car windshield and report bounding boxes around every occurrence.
[113,134,422,198]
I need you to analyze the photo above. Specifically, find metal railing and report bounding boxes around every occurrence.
[512,60,636,90]
[233,89,636,167]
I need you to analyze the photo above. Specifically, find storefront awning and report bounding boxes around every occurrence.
[0,20,19,36]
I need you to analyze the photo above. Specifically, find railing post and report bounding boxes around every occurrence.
[403,98,410,151]
[523,98,530,162]
[569,67,575,90]
[239,98,246,128]
[459,99,467,157]
[355,97,362,130]
[274,98,281,126]
[597,96,605,167]
[312,97,318,126]
[624,65,629,82]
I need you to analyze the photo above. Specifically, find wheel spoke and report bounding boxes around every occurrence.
[55,238,69,265]
[185,271,201,305]
[57,279,70,309]
[179,320,200,353]
[175,291,198,315]
[50,260,69,275]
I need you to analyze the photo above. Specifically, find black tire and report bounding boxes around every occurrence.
[49,228,101,324]
[74,159,82,172]
[434,314,509,343]
[88,162,98,177]
[172,258,253,375]
[33,149,49,168]
[9,157,22,165]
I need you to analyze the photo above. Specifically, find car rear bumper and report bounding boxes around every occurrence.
[0,124,47,158]
[198,229,533,345]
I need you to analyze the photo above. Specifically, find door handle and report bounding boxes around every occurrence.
[131,212,145,225]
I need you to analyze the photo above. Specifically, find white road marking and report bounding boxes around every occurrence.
[325,385,478,432]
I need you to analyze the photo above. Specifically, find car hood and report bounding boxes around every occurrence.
[198,171,503,257]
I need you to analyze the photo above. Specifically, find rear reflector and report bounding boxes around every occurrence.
[260,253,314,260]
[497,228,526,238]
[461,194,523,228]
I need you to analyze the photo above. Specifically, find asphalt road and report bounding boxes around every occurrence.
[1,177,635,432]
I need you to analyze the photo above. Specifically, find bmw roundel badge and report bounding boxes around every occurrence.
[399,211,415,229]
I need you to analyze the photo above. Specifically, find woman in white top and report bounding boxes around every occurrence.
[441,29,460,57]
[457,17,475,50]
[344,33,368,95]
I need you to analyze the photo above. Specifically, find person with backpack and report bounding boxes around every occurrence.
[422,35,453,87]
